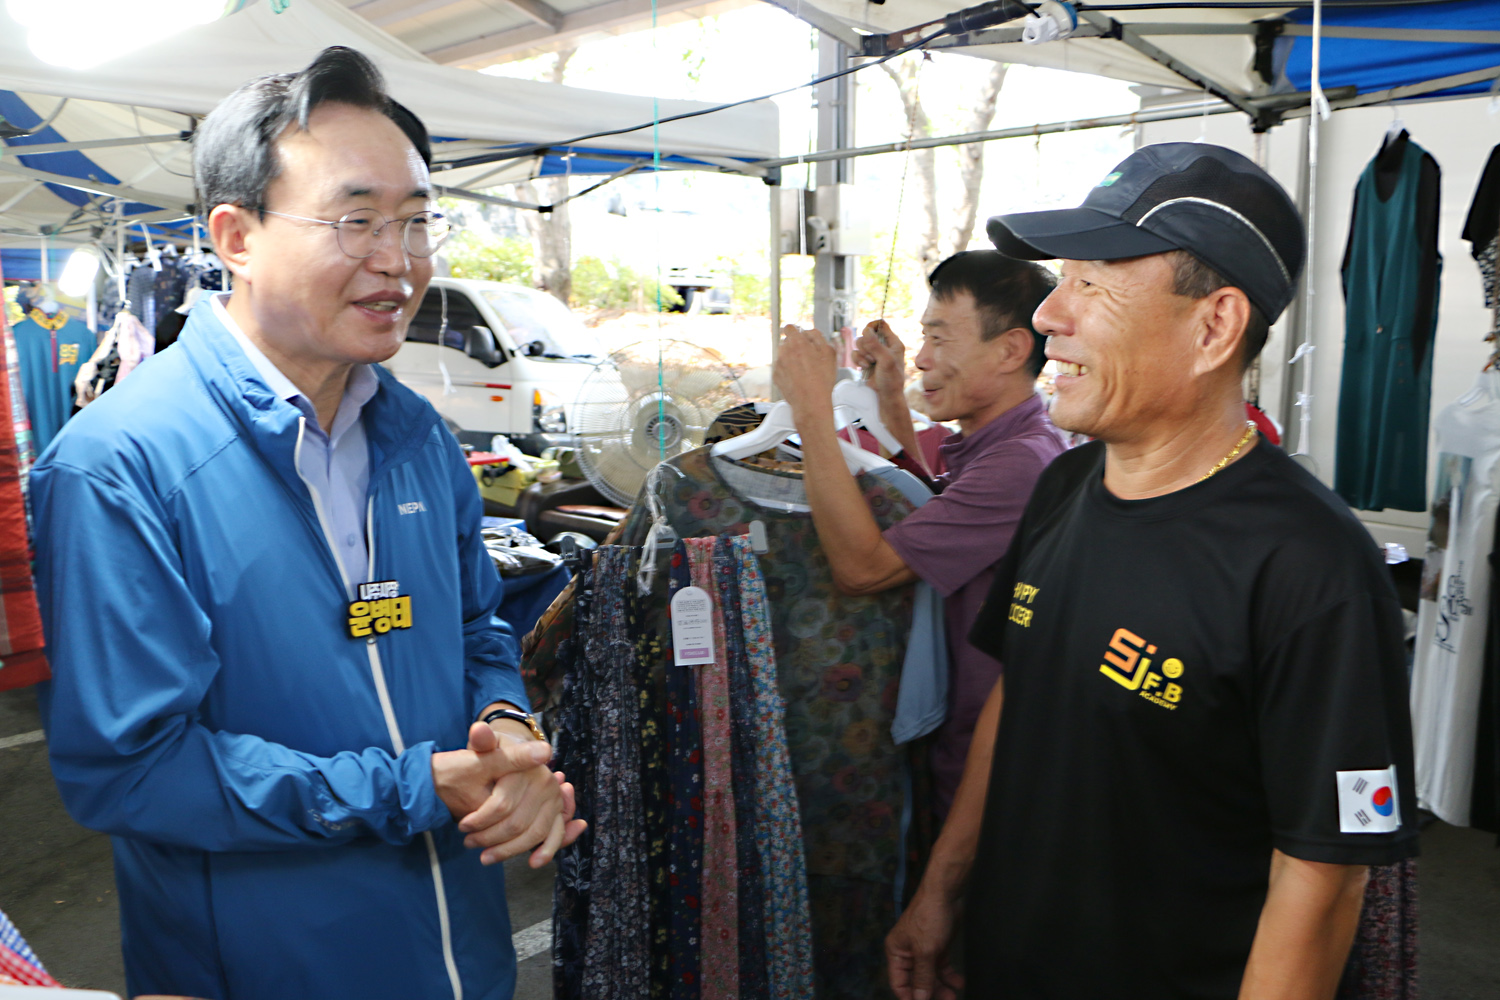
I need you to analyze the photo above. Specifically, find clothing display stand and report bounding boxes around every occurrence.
[529,444,937,1000]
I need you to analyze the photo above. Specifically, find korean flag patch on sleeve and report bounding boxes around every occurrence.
[1336,766,1402,834]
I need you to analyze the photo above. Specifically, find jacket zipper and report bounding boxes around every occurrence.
[294,419,464,1000]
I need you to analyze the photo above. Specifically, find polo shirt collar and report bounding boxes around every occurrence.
[939,392,1048,477]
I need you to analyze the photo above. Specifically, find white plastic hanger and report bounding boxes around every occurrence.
[710,399,892,474]
[1381,104,1406,150]
[831,379,904,455]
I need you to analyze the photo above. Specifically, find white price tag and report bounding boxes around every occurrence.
[671,585,716,666]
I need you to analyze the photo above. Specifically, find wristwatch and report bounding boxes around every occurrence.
[482,707,546,742]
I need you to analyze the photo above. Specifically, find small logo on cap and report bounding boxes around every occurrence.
[1098,172,1123,188]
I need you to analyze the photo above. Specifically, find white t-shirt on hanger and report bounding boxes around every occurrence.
[1412,368,1500,825]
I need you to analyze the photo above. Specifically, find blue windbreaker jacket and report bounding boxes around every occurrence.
[32,301,528,1000]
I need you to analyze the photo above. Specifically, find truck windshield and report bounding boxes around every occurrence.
[481,287,604,362]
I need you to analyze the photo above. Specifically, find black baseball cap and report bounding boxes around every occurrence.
[986,143,1305,321]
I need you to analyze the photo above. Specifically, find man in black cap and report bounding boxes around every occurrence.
[885,143,1417,1000]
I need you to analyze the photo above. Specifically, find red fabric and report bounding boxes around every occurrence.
[0,256,50,692]
[0,940,58,987]
[1246,402,1281,446]
[842,424,949,479]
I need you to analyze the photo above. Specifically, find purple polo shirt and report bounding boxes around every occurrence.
[885,393,1066,817]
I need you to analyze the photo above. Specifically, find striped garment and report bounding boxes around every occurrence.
[0,254,50,693]
[0,908,56,987]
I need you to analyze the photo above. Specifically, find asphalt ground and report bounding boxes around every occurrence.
[3,685,1496,998]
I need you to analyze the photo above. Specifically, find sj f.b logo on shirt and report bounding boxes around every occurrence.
[1098,627,1185,709]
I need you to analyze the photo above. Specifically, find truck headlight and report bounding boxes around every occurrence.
[533,390,567,433]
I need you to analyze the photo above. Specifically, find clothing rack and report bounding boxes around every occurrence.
[527,444,941,1000]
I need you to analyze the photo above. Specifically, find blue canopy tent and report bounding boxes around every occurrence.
[1280,0,1500,101]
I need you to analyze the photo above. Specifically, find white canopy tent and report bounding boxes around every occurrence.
[770,0,1500,121]
[0,0,778,251]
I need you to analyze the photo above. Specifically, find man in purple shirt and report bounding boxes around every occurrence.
[774,249,1065,817]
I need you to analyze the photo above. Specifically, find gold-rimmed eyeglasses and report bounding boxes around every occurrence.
[261,207,453,260]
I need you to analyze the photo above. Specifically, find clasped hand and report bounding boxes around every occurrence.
[431,722,586,868]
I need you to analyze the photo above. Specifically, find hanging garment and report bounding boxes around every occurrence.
[1411,369,1500,826]
[115,308,156,383]
[551,536,813,1000]
[633,565,672,1000]
[75,310,154,406]
[0,907,56,988]
[728,534,816,1000]
[127,262,158,333]
[12,307,89,454]
[553,555,598,1000]
[711,537,771,1000]
[1475,504,1500,838]
[0,257,48,692]
[686,536,742,1000]
[581,546,651,1000]
[1462,143,1500,347]
[1335,859,1419,1000]
[664,543,706,1000]
[1335,131,1442,512]
[619,448,920,999]
[3,315,35,477]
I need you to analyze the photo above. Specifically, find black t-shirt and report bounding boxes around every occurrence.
[965,439,1418,1000]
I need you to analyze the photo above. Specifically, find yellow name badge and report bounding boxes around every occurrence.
[347,580,413,638]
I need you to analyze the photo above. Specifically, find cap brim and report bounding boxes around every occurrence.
[987,208,1179,261]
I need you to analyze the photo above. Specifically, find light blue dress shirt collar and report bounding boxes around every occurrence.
[212,293,379,590]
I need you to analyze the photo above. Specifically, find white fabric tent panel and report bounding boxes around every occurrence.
[803,0,1291,96]
[0,0,777,161]
[0,96,198,235]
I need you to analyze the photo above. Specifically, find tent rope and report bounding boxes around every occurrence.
[882,56,925,321]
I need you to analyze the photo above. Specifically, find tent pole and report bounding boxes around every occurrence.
[1278,117,1312,442]
[769,177,782,401]
[40,232,48,283]
[115,200,126,305]
[751,99,1235,170]
[1292,0,1327,467]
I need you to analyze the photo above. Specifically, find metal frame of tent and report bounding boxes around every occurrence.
[0,0,780,288]
[742,0,1500,449]
[8,0,1500,453]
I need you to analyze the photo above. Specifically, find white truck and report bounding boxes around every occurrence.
[384,276,601,454]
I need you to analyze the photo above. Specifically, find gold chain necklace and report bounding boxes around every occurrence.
[1197,421,1258,483]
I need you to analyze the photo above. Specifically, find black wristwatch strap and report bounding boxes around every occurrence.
[482,707,546,741]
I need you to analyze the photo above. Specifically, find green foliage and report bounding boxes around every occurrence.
[570,256,682,312]
[445,234,534,286]
[703,253,769,316]
[730,270,768,315]
[859,235,924,319]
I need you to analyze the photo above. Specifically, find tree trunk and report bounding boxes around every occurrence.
[947,62,1008,256]
[880,58,940,272]
[518,50,576,304]
[880,56,941,302]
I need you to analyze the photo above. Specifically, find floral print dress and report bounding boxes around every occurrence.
[533,447,924,999]
[617,449,919,998]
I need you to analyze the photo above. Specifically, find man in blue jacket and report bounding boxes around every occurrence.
[30,47,582,1000]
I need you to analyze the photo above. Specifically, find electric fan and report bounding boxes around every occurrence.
[572,339,747,507]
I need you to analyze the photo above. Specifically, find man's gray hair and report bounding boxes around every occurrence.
[192,46,430,217]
